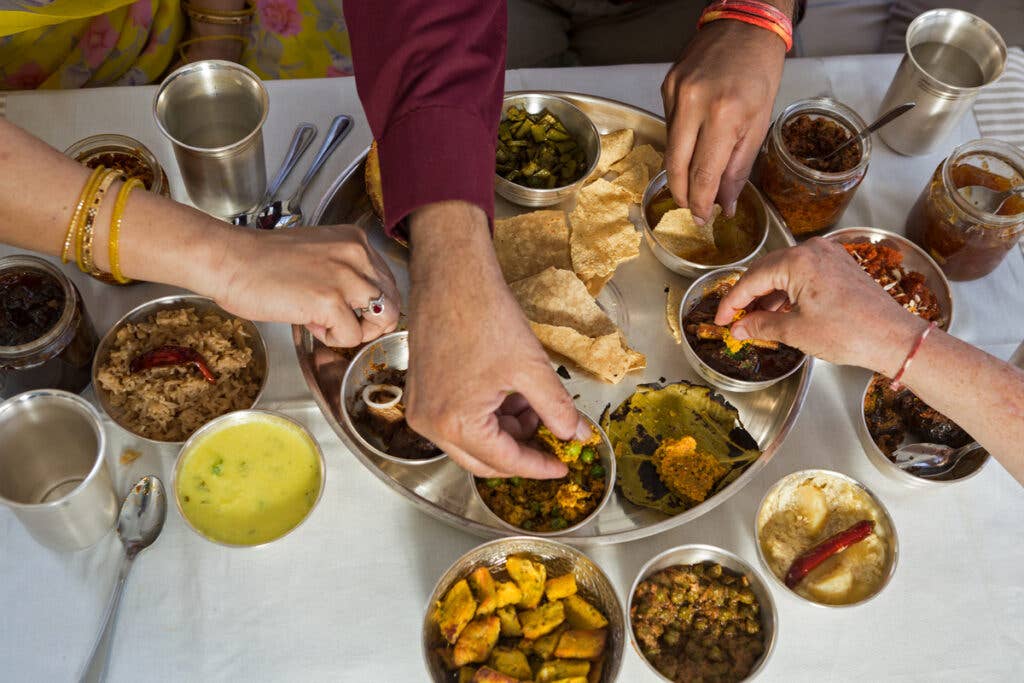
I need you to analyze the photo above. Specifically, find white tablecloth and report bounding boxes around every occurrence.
[1,56,1023,683]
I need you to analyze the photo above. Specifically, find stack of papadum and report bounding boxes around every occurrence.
[494,129,663,384]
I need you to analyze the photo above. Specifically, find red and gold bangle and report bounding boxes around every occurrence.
[890,321,936,390]
[698,0,794,53]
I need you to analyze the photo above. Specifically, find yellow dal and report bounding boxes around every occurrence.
[176,415,322,545]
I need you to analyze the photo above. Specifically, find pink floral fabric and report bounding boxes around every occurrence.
[257,0,303,37]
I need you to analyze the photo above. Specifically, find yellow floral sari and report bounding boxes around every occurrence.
[0,0,352,90]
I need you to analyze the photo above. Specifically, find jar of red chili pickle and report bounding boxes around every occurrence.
[906,138,1024,280]
[64,133,170,198]
[753,98,871,236]
[0,256,98,399]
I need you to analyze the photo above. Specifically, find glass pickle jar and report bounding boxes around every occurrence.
[64,133,170,198]
[753,97,871,236]
[0,256,98,399]
[906,138,1024,281]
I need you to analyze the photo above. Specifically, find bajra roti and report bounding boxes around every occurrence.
[569,179,641,295]
[652,205,723,261]
[493,210,572,283]
[510,267,645,383]
[590,129,635,180]
[609,144,663,176]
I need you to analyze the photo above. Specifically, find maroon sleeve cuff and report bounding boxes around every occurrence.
[378,105,496,238]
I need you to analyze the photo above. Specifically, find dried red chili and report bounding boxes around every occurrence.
[129,345,217,384]
[784,519,875,588]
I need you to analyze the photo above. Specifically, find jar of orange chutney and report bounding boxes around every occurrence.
[906,139,1024,281]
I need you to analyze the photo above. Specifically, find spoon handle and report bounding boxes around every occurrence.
[286,114,353,208]
[821,102,916,163]
[78,555,133,683]
[257,122,317,216]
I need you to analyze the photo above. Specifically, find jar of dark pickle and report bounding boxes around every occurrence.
[752,97,870,236]
[906,138,1024,280]
[0,256,98,399]
[64,133,170,198]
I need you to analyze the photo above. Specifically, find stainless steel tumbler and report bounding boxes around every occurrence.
[153,60,268,217]
[0,390,116,551]
[878,9,1006,156]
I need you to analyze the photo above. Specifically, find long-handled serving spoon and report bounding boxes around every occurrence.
[892,441,985,478]
[78,476,167,683]
[957,183,1024,215]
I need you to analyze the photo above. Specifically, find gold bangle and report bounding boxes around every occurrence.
[77,170,123,276]
[183,1,255,25]
[108,178,143,285]
[63,166,106,263]
[178,34,249,62]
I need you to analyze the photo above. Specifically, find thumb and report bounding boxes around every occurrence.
[732,309,793,345]
[516,361,589,442]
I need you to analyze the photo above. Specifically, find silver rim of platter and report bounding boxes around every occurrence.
[293,91,813,545]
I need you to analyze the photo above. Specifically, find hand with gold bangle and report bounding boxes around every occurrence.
[2,118,401,349]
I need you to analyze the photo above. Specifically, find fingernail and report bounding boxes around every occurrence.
[692,214,706,226]
[731,324,750,341]
[725,201,737,217]
[575,416,592,441]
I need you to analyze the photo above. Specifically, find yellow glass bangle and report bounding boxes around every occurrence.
[62,165,106,263]
[108,178,143,285]
[77,170,123,275]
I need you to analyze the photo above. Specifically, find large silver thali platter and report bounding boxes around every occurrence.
[294,92,813,545]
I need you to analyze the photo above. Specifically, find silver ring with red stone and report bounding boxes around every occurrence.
[359,293,385,317]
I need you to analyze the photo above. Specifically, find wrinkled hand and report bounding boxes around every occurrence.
[215,224,400,347]
[404,202,589,479]
[715,237,926,376]
[662,20,786,222]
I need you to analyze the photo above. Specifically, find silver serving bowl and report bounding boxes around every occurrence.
[91,294,268,444]
[857,375,989,487]
[641,170,769,278]
[823,227,954,331]
[340,331,447,466]
[496,92,601,207]
[470,412,616,537]
[422,536,624,682]
[754,469,899,608]
[171,409,326,548]
[679,267,807,393]
[627,544,777,682]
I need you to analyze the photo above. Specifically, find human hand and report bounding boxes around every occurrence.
[715,237,927,376]
[404,201,590,479]
[661,20,786,222]
[214,225,400,347]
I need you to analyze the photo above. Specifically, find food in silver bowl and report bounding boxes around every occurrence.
[860,374,988,486]
[340,331,445,464]
[641,171,769,279]
[679,269,806,394]
[92,295,267,443]
[423,536,623,682]
[495,93,600,208]
[472,414,615,536]
[755,470,898,607]
[628,544,777,683]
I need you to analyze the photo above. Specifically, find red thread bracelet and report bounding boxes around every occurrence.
[890,321,936,390]
[698,0,794,52]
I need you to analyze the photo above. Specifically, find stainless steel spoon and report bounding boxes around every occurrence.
[232,122,317,226]
[958,183,1024,215]
[805,102,916,166]
[257,114,353,229]
[79,476,167,683]
[893,440,984,478]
